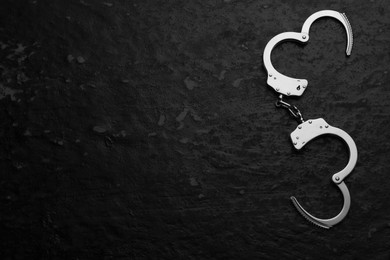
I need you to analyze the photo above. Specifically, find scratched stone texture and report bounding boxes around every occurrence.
[0,0,390,259]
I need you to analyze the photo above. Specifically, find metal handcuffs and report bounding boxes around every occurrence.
[263,10,357,228]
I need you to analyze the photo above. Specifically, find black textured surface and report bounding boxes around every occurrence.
[1,0,390,259]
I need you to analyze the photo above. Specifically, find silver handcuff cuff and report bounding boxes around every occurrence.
[263,10,357,229]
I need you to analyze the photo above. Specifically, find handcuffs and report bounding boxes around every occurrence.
[263,10,357,228]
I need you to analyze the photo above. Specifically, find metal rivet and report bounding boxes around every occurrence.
[287,92,291,96]
[276,88,280,91]
[296,136,299,140]
[309,120,312,124]
[293,142,297,145]
[325,125,329,128]
[269,74,272,77]
[302,35,306,39]
[298,126,302,129]
[302,85,306,88]
[335,176,340,181]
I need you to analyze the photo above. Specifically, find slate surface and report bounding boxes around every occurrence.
[0,0,390,259]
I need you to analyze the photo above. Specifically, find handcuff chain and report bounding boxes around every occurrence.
[275,95,304,123]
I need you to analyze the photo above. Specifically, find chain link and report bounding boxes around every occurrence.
[275,95,304,123]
